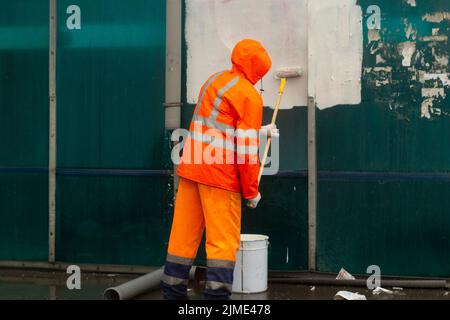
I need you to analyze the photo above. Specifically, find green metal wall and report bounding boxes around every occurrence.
[0,1,49,261]
[55,0,168,265]
[0,0,169,266]
[317,0,450,277]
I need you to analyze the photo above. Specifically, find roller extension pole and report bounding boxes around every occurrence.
[258,78,286,184]
[257,67,303,185]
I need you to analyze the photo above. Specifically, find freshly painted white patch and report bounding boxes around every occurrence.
[186,0,364,110]
[308,0,363,109]
[398,41,416,67]
[185,0,308,109]
[423,12,450,23]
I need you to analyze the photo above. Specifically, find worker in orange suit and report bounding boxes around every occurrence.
[161,39,278,300]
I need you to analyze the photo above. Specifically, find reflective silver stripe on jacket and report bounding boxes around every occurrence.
[192,114,234,132]
[209,76,240,121]
[194,71,226,115]
[190,131,235,152]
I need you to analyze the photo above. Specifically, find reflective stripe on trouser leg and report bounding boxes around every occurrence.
[161,257,193,300]
[205,262,235,299]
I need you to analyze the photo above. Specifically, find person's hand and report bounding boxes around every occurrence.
[260,124,280,138]
[247,193,262,209]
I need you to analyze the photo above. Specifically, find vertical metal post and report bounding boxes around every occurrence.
[308,96,317,271]
[165,0,182,195]
[48,0,57,263]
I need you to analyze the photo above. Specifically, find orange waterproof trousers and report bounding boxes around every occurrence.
[161,177,242,300]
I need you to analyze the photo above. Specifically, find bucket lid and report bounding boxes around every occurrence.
[240,234,269,242]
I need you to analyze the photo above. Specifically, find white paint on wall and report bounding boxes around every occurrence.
[186,0,364,110]
[308,0,363,109]
[186,0,308,109]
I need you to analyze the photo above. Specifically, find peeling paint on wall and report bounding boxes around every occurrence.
[423,12,450,23]
[363,3,449,121]
[405,0,417,7]
[398,41,417,66]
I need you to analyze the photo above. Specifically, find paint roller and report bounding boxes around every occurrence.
[248,66,303,208]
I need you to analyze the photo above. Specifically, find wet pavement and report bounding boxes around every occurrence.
[0,269,449,300]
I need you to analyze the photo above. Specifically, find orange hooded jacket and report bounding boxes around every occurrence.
[177,39,272,199]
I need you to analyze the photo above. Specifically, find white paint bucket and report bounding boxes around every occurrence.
[232,234,269,294]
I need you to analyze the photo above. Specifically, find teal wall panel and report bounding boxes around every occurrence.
[318,179,450,277]
[56,175,172,266]
[0,1,49,263]
[56,0,166,169]
[0,0,48,167]
[0,173,48,261]
[54,1,169,266]
[317,0,450,276]
[242,176,308,271]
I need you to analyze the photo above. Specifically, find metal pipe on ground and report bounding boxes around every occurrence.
[269,277,449,290]
[103,266,200,300]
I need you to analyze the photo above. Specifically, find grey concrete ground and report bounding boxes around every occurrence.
[0,269,449,300]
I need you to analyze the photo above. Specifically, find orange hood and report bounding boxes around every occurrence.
[231,39,272,85]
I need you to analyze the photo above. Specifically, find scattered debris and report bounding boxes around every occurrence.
[336,268,356,280]
[373,287,394,295]
[334,291,367,301]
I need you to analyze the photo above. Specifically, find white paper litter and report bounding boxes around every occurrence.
[334,291,367,300]
[372,287,394,295]
[336,268,356,280]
